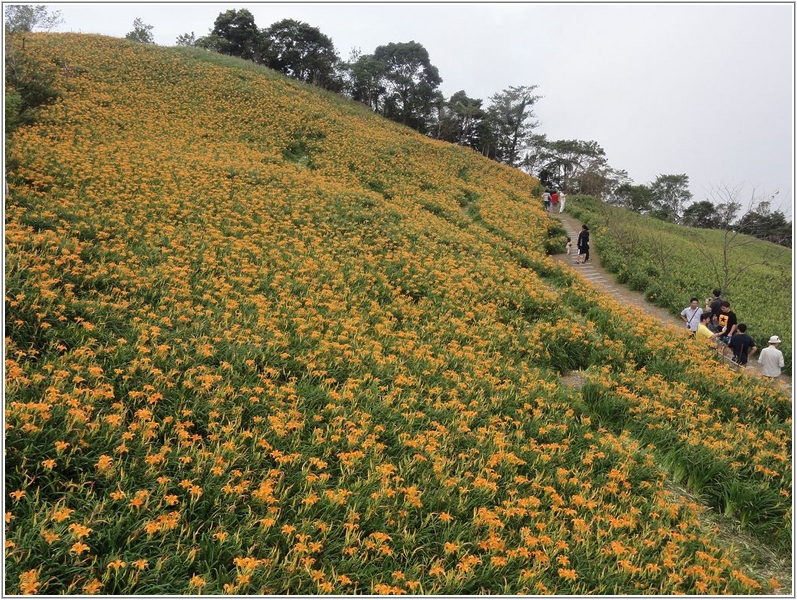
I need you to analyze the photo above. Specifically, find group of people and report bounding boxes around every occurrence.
[542,188,566,213]
[680,289,785,379]
[542,187,785,380]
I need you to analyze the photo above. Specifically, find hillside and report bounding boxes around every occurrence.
[4,34,791,595]
[565,196,792,373]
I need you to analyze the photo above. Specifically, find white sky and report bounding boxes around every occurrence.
[39,2,796,217]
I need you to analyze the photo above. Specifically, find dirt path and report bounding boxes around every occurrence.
[551,209,791,394]
[553,209,792,594]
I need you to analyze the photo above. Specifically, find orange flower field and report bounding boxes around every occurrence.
[4,34,791,594]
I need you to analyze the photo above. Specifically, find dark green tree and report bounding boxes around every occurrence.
[527,137,622,196]
[125,18,154,44]
[649,174,692,223]
[716,201,741,229]
[474,114,499,160]
[576,166,630,199]
[437,90,485,148]
[372,41,442,134]
[346,52,386,110]
[735,200,791,247]
[486,85,540,167]
[681,199,742,230]
[613,183,655,213]
[681,200,720,229]
[207,9,262,62]
[262,19,340,90]
[175,31,196,46]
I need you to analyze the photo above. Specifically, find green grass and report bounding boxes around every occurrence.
[567,195,792,373]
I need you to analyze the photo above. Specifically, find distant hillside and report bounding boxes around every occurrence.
[566,196,792,373]
[5,34,790,595]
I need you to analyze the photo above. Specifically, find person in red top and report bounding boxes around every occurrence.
[550,190,559,211]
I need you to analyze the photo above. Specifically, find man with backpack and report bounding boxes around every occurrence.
[727,324,757,366]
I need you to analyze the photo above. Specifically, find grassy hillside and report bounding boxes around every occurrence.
[565,196,792,373]
[5,34,791,595]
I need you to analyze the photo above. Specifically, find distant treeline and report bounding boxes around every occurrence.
[174,9,543,168]
[170,11,642,197]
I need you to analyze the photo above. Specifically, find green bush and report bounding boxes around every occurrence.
[5,36,61,134]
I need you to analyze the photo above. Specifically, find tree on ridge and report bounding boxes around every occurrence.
[262,19,341,91]
[125,18,155,44]
[4,4,63,33]
[486,85,540,168]
[372,41,442,134]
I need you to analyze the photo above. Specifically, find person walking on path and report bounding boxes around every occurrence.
[680,297,702,335]
[728,324,757,366]
[558,191,566,213]
[575,224,590,264]
[550,190,559,212]
[758,336,785,378]
[542,189,552,212]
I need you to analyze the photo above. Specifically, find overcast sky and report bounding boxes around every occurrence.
[44,2,794,217]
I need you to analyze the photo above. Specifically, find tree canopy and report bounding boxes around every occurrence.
[735,201,791,247]
[649,174,692,224]
[527,137,628,198]
[437,90,485,148]
[613,183,655,213]
[262,19,340,90]
[346,53,387,111]
[175,31,197,47]
[205,8,262,62]
[486,85,539,167]
[680,200,718,229]
[372,41,443,134]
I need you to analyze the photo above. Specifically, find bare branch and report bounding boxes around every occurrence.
[689,183,788,296]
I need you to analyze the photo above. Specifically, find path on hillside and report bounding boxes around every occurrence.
[550,209,791,394]
[551,209,792,595]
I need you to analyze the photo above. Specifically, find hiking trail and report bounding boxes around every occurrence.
[551,209,791,395]
[552,209,792,595]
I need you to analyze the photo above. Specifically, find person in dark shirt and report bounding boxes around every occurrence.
[727,324,757,366]
[575,224,590,264]
[716,301,738,358]
[704,289,723,332]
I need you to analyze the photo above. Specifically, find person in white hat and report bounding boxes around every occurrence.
[758,335,785,378]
